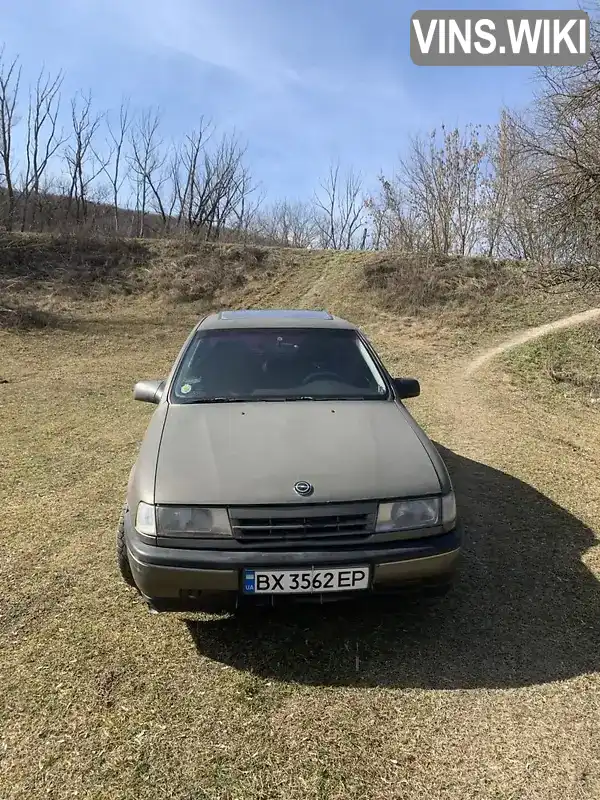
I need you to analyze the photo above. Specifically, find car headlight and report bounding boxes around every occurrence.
[441,490,457,531]
[156,506,232,538]
[136,501,156,536]
[376,497,440,532]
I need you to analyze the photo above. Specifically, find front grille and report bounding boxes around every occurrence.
[229,502,377,545]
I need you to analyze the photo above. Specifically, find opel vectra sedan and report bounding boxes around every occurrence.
[117,309,460,611]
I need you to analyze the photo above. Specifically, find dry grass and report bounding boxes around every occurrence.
[500,320,600,406]
[363,252,529,309]
[0,233,287,309]
[0,300,62,331]
[1,244,600,799]
[2,232,598,336]
[363,251,600,334]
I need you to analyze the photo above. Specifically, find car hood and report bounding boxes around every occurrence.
[153,400,441,505]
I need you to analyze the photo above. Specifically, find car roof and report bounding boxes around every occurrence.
[197,309,357,330]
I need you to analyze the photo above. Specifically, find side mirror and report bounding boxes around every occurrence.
[133,379,165,404]
[393,377,420,399]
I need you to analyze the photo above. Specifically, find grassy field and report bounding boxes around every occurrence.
[1,239,600,799]
[500,319,600,406]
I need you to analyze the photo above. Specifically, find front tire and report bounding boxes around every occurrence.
[116,504,136,588]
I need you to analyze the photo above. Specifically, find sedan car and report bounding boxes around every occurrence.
[117,309,460,611]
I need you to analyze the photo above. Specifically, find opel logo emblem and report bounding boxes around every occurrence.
[294,480,314,497]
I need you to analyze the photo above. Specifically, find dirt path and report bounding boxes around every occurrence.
[418,305,600,495]
[465,307,600,376]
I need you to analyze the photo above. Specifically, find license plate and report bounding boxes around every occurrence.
[242,566,370,594]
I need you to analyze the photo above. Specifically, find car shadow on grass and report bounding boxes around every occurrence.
[185,444,600,689]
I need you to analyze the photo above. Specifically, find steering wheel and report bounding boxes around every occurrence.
[301,370,344,385]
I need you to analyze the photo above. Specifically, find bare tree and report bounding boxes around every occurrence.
[405,132,450,254]
[128,108,167,236]
[176,128,251,240]
[283,200,318,247]
[203,134,250,241]
[86,181,112,230]
[229,171,263,242]
[0,48,21,230]
[363,195,385,251]
[177,125,216,234]
[176,130,199,232]
[449,126,486,255]
[20,67,65,231]
[161,145,185,233]
[255,199,317,247]
[519,56,600,264]
[480,114,511,257]
[92,99,131,233]
[396,125,486,256]
[480,111,551,261]
[64,90,107,226]
[365,177,428,251]
[170,139,227,238]
[314,161,364,249]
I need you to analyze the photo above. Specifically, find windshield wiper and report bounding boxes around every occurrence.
[322,395,388,401]
[179,394,386,404]
[248,395,385,402]
[280,395,387,401]
[180,397,249,404]
[279,396,317,401]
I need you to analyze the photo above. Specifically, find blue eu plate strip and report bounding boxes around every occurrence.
[243,570,256,593]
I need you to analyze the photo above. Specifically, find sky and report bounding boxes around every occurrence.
[1,0,583,203]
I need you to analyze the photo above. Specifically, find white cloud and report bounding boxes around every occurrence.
[74,0,297,92]
[66,0,413,104]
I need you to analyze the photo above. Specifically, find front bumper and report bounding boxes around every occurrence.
[125,520,461,606]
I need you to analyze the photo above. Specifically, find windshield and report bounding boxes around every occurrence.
[169,327,390,403]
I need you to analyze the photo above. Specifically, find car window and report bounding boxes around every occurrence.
[170,327,390,402]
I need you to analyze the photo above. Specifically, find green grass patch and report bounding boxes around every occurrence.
[501,321,600,405]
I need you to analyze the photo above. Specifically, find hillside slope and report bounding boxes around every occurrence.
[1,232,597,336]
[1,232,599,408]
